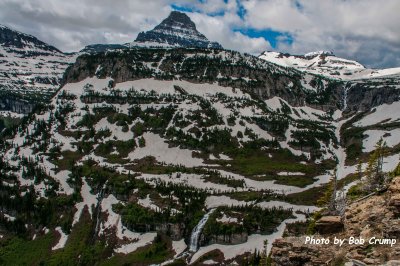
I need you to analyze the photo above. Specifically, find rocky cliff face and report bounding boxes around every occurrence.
[63,47,400,114]
[63,47,344,111]
[346,78,400,112]
[270,176,400,265]
[135,11,222,49]
[0,96,35,114]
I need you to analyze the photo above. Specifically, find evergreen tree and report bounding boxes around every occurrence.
[364,138,387,192]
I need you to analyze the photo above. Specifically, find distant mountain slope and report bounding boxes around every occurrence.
[0,25,76,113]
[134,11,222,49]
[259,50,400,81]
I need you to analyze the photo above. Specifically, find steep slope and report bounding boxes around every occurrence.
[259,50,400,81]
[270,176,400,265]
[0,47,341,264]
[0,25,76,113]
[134,11,222,49]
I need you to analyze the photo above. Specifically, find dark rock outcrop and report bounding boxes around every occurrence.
[270,238,332,266]
[0,95,35,114]
[201,232,248,245]
[346,80,400,112]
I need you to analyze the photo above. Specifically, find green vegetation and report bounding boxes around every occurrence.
[249,173,316,188]
[94,139,136,164]
[0,233,55,265]
[114,181,207,236]
[283,221,309,237]
[202,206,294,243]
[55,150,82,171]
[225,148,326,177]
[102,234,172,266]
[346,183,368,201]
[0,115,21,133]
[285,172,359,206]
[203,172,245,188]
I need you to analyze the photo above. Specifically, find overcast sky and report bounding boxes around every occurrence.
[1,0,399,68]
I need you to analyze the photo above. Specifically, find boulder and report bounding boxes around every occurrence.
[315,216,344,234]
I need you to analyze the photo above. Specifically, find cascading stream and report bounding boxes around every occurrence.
[342,83,351,111]
[189,208,215,252]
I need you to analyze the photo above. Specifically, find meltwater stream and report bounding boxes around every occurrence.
[189,209,216,252]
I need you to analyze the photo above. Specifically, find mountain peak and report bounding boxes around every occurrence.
[157,11,197,31]
[134,11,222,49]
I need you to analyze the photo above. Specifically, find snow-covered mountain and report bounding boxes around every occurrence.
[0,25,76,113]
[2,46,400,264]
[259,50,400,80]
[133,11,222,49]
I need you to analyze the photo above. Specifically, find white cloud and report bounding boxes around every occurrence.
[0,0,172,52]
[0,0,399,67]
[188,10,271,54]
[243,0,400,67]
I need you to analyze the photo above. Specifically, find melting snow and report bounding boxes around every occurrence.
[52,227,68,250]
[363,129,400,152]
[128,132,205,167]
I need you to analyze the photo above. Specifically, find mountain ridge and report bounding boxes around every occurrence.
[259,50,400,81]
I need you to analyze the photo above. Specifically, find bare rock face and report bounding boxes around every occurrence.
[201,232,248,245]
[315,216,344,234]
[388,195,400,215]
[270,177,400,265]
[388,177,400,215]
[270,237,334,266]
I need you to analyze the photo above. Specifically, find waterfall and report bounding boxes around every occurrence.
[189,209,215,252]
[94,187,105,236]
[342,83,350,111]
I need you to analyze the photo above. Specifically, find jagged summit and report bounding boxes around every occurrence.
[134,11,223,49]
